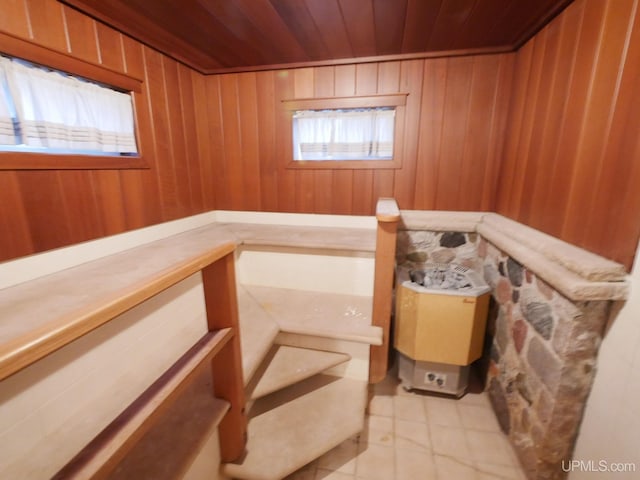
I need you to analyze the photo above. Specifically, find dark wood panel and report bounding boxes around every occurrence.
[61,0,573,73]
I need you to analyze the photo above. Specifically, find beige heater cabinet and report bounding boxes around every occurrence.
[394,264,490,396]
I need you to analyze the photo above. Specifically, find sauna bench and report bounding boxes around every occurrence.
[0,230,239,382]
[0,219,377,382]
[219,222,377,252]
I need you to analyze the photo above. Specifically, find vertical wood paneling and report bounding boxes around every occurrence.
[312,66,335,214]
[273,70,296,212]
[120,34,163,229]
[293,67,316,213]
[413,57,447,210]
[496,0,640,268]
[238,72,262,211]
[332,64,356,214]
[351,62,378,214]
[206,53,514,217]
[0,0,217,262]
[255,71,279,212]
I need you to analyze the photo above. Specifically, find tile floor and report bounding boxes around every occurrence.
[285,369,527,480]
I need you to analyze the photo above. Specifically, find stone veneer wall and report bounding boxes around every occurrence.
[479,239,609,480]
[396,211,628,480]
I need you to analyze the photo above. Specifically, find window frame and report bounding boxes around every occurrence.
[0,31,146,171]
[282,94,408,170]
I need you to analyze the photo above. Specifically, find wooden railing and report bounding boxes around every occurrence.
[369,198,400,383]
[0,232,247,477]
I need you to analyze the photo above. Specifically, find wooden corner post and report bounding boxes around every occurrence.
[369,198,400,383]
[201,251,247,462]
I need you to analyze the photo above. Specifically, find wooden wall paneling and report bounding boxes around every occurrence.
[560,0,636,248]
[351,62,377,214]
[524,11,574,226]
[495,40,535,219]
[204,75,229,210]
[66,9,128,236]
[256,71,279,212]
[56,170,105,240]
[293,67,316,213]
[0,173,34,259]
[312,66,336,214]
[219,75,245,211]
[413,57,447,210]
[238,72,262,211]
[178,64,205,213]
[190,71,215,211]
[332,64,357,214]
[62,4,99,61]
[372,62,399,206]
[509,29,549,223]
[609,132,640,268]
[273,69,297,212]
[120,34,163,229]
[143,47,181,221]
[539,0,600,237]
[433,57,473,211]
[0,0,30,37]
[534,4,584,234]
[587,1,640,263]
[162,58,193,215]
[25,0,67,49]
[15,171,71,252]
[392,59,422,210]
[481,53,515,211]
[457,56,500,211]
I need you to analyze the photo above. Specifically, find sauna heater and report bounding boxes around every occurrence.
[394,263,490,396]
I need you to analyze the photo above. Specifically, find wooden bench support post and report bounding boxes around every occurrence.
[202,252,247,462]
[369,198,400,383]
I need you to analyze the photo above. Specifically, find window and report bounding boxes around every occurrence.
[292,107,395,161]
[283,93,407,170]
[0,55,138,156]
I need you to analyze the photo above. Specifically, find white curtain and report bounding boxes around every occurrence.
[293,108,395,160]
[0,56,137,154]
[0,60,16,146]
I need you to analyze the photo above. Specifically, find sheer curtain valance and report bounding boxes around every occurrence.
[0,55,137,154]
[292,107,395,161]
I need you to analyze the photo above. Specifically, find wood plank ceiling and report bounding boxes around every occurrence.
[60,0,573,74]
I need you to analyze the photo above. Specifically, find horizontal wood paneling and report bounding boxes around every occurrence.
[0,0,214,262]
[205,54,515,216]
[495,0,640,269]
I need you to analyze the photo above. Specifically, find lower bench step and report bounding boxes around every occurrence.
[223,375,367,480]
[248,345,351,400]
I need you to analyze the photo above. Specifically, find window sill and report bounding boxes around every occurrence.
[0,152,149,170]
[286,158,401,170]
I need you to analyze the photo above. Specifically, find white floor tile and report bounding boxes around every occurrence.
[434,454,478,480]
[458,404,502,432]
[393,395,427,422]
[395,448,437,479]
[355,444,395,480]
[424,396,463,427]
[465,430,518,467]
[430,425,471,458]
[394,418,431,451]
